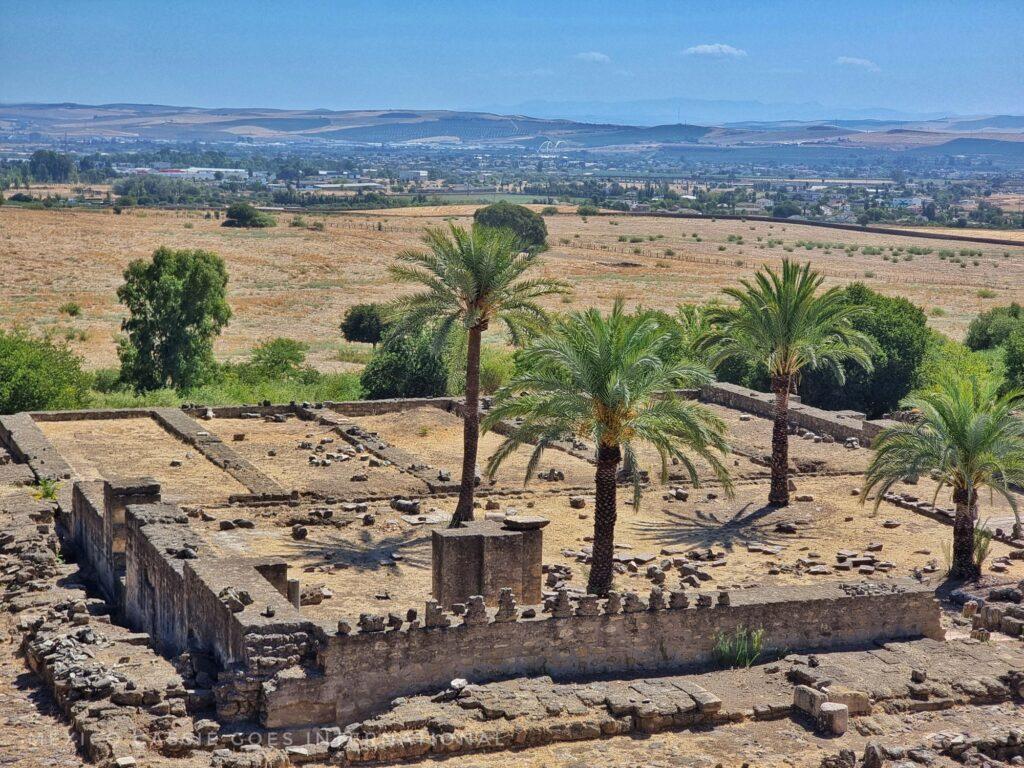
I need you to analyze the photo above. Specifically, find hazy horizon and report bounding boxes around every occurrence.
[3,1,1022,125]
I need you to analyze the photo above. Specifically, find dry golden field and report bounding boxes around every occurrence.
[2,204,1024,370]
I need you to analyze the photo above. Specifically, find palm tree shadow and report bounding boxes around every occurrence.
[280,529,432,572]
[630,502,816,551]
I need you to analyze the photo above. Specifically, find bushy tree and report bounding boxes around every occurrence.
[359,329,449,399]
[771,200,802,218]
[117,247,231,391]
[1004,329,1024,393]
[473,202,547,251]
[222,202,275,228]
[340,303,386,348]
[965,303,1024,351]
[0,331,90,414]
[800,284,929,418]
[28,150,74,183]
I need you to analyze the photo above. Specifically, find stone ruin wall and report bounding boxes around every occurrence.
[265,579,942,729]
[0,386,942,735]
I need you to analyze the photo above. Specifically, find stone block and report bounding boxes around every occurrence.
[818,702,849,735]
[432,520,545,607]
[794,684,827,717]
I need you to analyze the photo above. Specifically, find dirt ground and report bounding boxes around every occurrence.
[201,415,431,498]
[35,416,249,505]
[352,408,597,491]
[190,469,1024,621]
[3,205,1023,369]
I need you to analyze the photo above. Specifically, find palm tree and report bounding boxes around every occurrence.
[482,301,732,596]
[389,223,569,526]
[863,376,1024,580]
[704,260,875,507]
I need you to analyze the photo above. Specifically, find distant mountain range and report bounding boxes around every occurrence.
[3,102,1024,155]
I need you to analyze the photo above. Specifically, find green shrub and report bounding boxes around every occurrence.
[59,301,82,317]
[0,331,90,414]
[713,627,765,668]
[576,204,600,217]
[800,284,929,418]
[540,206,558,216]
[965,303,1024,350]
[235,338,318,384]
[472,202,547,251]
[479,347,515,395]
[222,202,276,228]
[360,330,449,399]
[1002,328,1024,393]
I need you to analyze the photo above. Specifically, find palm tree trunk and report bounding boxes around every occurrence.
[587,443,621,597]
[951,486,980,580]
[769,374,792,507]
[450,324,482,527]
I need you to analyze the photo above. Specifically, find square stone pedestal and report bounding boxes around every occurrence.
[431,518,546,607]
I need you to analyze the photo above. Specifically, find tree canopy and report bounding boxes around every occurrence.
[117,247,232,391]
[0,332,90,414]
[340,303,387,347]
[472,202,548,251]
[799,283,929,418]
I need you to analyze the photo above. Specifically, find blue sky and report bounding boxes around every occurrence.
[3,1,1022,119]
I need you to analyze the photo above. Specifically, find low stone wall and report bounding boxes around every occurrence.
[264,579,942,728]
[698,382,889,445]
[151,408,290,500]
[0,412,73,481]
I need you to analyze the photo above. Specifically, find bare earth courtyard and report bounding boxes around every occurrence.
[1,388,1022,768]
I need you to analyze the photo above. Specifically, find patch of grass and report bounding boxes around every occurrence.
[59,301,82,317]
[336,343,373,365]
[929,307,947,317]
[33,478,60,501]
[977,288,997,299]
[88,372,362,408]
[713,627,765,669]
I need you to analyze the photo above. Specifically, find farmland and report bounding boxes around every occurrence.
[2,204,1024,371]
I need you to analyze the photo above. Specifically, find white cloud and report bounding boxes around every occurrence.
[835,56,880,72]
[574,51,611,64]
[683,43,747,58]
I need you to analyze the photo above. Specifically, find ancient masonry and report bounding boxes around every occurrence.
[0,383,978,764]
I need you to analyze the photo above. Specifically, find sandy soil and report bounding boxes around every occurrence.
[352,408,597,491]
[192,472,1024,622]
[3,205,1023,369]
[201,414,430,498]
[35,416,249,505]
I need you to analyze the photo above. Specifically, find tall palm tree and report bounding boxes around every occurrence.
[482,301,732,596]
[389,223,569,526]
[863,376,1024,580]
[704,260,875,507]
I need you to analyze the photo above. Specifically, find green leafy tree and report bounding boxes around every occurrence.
[117,247,232,391]
[0,331,90,414]
[340,303,386,348]
[28,150,74,183]
[483,302,732,595]
[864,376,1024,580]
[800,284,929,418]
[359,329,448,399]
[771,200,802,218]
[222,202,275,228]
[473,202,548,252]
[389,224,569,526]
[965,303,1024,351]
[704,260,875,506]
[1003,328,1024,393]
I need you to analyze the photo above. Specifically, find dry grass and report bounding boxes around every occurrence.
[3,205,1024,369]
